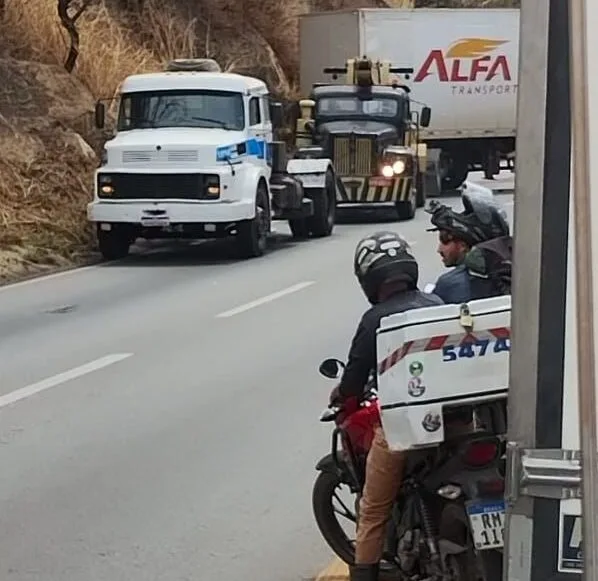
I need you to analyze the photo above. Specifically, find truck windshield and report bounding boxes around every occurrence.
[317,97,398,118]
[117,89,245,131]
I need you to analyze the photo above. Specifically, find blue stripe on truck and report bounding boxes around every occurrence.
[216,138,267,162]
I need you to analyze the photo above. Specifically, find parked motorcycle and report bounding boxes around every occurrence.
[312,357,507,581]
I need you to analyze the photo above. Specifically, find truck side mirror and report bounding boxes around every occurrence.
[269,101,283,129]
[95,101,106,129]
[420,106,431,128]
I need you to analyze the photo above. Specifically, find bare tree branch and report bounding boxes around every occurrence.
[72,0,93,22]
[57,0,94,73]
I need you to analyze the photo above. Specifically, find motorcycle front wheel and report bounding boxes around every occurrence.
[312,470,357,564]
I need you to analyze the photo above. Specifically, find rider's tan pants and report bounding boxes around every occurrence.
[355,419,474,564]
[355,425,405,564]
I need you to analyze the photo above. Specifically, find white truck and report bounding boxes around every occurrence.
[299,8,519,192]
[88,59,338,260]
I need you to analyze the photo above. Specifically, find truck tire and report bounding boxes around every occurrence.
[415,171,426,208]
[484,149,500,180]
[236,181,270,258]
[289,218,309,239]
[97,225,131,261]
[442,156,469,191]
[307,169,336,238]
[395,195,416,221]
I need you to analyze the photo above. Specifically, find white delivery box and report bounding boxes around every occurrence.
[376,296,511,451]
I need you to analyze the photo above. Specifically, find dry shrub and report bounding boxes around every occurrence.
[1,0,197,99]
[132,0,198,63]
[0,129,98,271]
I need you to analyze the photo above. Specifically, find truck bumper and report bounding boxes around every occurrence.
[336,176,414,204]
[87,199,255,224]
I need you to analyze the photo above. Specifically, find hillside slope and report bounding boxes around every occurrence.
[0,0,518,283]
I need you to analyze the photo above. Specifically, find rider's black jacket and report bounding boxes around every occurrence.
[338,289,445,398]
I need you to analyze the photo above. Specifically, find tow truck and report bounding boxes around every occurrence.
[294,56,433,221]
[88,58,339,260]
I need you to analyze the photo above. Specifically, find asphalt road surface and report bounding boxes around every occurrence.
[0,177,514,581]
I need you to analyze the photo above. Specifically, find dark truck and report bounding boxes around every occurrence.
[293,57,432,221]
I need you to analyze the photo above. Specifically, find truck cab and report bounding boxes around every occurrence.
[88,59,338,260]
[295,57,432,220]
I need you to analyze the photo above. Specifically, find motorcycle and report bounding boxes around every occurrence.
[312,357,507,581]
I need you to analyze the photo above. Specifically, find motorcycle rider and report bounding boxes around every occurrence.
[426,191,511,303]
[329,231,444,581]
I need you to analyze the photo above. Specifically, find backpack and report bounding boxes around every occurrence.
[464,235,513,299]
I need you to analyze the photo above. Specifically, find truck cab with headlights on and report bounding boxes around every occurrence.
[87,59,338,260]
[294,57,431,221]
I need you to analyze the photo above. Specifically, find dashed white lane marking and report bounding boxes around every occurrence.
[0,353,134,409]
[216,281,316,318]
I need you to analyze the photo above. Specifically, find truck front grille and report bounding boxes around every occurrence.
[122,150,199,163]
[332,136,374,177]
[97,173,218,200]
[333,137,351,176]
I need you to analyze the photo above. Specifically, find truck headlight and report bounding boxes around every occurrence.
[381,165,394,178]
[381,158,407,177]
[98,174,114,197]
[392,159,406,174]
[204,175,220,198]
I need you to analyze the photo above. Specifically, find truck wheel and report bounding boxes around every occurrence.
[97,225,131,261]
[395,196,416,221]
[289,218,309,239]
[484,149,500,180]
[441,154,469,191]
[236,182,270,258]
[307,169,336,237]
[415,171,426,208]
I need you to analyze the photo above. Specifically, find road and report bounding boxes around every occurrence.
[0,179,514,581]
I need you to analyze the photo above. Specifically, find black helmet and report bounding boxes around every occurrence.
[354,231,419,304]
[426,191,510,246]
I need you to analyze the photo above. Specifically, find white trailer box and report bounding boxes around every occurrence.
[376,296,511,451]
[300,9,519,140]
[300,9,520,188]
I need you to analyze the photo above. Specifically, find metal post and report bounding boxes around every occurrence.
[570,0,598,578]
[504,0,572,580]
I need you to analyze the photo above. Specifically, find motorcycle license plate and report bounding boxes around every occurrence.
[466,499,505,551]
